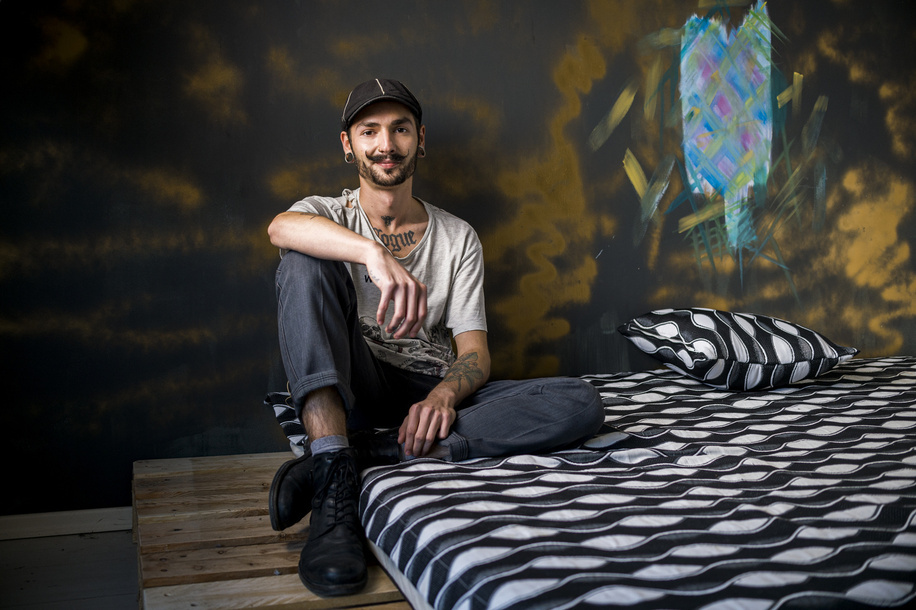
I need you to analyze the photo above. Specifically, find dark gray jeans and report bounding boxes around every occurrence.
[276,251,604,461]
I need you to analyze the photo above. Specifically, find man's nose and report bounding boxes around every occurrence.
[377,129,393,152]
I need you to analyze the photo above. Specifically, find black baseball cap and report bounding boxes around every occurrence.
[340,78,423,131]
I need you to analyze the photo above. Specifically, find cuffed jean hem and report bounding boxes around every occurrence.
[441,433,470,462]
[289,371,354,421]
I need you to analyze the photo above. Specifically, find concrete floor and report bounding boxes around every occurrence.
[0,510,138,609]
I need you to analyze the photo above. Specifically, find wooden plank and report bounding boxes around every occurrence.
[139,540,304,587]
[136,513,307,554]
[134,488,271,519]
[135,497,270,524]
[134,453,289,479]
[141,567,403,610]
[133,452,406,608]
[134,476,269,499]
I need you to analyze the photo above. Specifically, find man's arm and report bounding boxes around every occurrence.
[268,211,426,338]
[398,329,491,457]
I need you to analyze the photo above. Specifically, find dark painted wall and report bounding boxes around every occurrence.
[2,1,915,514]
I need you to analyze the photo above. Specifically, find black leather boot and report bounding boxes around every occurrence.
[298,448,367,597]
[268,451,313,531]
[349,428,402,467]
[269,430,401,532]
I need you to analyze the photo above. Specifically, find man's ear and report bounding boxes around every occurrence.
[340,130,352,156]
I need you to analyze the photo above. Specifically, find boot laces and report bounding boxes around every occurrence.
[312,453,359,536]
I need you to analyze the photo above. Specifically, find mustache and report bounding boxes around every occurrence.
[367,153,407,163]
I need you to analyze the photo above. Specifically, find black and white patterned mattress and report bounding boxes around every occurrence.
[360,357,916,609]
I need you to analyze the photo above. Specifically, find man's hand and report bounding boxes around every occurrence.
[398,392,457,458]
[397,334,490,458]
[365,244,428,339]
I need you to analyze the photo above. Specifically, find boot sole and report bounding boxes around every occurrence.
[299,570,368,597]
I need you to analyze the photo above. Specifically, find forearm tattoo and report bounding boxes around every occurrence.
[444,352,485,393]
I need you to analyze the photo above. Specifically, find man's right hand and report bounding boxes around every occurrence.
[365,244,427,339]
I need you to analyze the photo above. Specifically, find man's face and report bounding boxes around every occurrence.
[343,101,424,188]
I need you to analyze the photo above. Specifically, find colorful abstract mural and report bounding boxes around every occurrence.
[595,2,836,300]
[679,1,773,253]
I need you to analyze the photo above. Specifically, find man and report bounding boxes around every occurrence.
[267,78,604,597]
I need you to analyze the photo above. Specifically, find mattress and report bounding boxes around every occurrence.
[360,356,916,609]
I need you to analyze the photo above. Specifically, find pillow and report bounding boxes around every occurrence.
[617,308,858,391]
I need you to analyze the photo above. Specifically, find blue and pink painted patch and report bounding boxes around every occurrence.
[680,1,774,251]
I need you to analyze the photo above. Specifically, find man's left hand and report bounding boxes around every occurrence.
[398,394,456,458]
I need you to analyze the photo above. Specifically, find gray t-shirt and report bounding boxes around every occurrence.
[286,188,487,377]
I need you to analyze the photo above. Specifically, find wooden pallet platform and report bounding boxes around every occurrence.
[133,452,408,609]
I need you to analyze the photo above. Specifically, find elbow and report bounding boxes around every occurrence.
[480,357,492,386]
[267,214,287,248]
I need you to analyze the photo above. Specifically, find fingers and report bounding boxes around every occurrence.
[381,280,427,339]
[367,250,427,338]
[401,402,451,457]
[407,284,428,337]
[384,282,411,336]
[376,284,392,328]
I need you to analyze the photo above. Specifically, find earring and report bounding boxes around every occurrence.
[418,146,426,158]
[344,152,355,164]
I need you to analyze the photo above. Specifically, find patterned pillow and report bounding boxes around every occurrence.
[618,308,858,391]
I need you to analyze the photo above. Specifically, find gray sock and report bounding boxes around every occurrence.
[310,435,349,456]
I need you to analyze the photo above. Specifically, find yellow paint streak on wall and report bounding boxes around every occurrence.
[600,215,617,237]
[92,356,268,419]
[268,158,342,201]
[33,18,88,70]
[817,30,875,85]
[484,37,605,377]
[879,81,916,159]
[444,96,501,138]
[623,149,648,198]
[645,54,664,120]
[836,172,911,289]
[0,227,275,281]
[589,80,638,151]
[128,168,203,212]
[185,25,247,124]
[588,0,670,54]
[266,46,348,108]
[646,219,663,271]
[678,200,725,233]
[466,0,499,35]
[0,305,270,354]
[824,166,916,353]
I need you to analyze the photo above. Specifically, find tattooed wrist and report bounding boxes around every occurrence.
[444,352,485,393]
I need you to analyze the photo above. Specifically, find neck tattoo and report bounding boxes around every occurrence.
[373,227,417,254]
[382,215,394,227]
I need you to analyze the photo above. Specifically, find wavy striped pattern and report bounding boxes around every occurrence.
[617,308,858,391]
[361,357,916,609]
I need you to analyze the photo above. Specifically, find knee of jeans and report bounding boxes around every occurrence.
[278,250,319,277]
[559,378,604,436]
[277,251,347,287]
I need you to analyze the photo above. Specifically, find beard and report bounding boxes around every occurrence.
[356,149,419,187]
